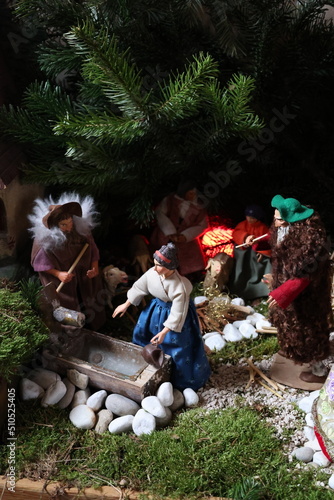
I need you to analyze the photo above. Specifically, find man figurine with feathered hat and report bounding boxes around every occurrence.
[29,193,106,331]
[265,195,333,387]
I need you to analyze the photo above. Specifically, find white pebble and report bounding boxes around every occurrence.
[156,382,174,407]
[231,297,245,306]
[205,334,226,351]
[239,322,258,339]
[328,473,334,489]
[58,378,76,409]
[19,378,44,401]
[132,408,156,436]
[203,331,221,340]
[305,413,315,427]
[292,446,314,463]
[255,319,272,330]
[183,388,199,407]
[223,323,243,342]
[142,396,167,418]
[27,368,60,389]
[313,451,331,467]
[108,415,134,434]
[233,320,250,329]
[105,394,140,416]
[72,388,91,408]
[69,404,96,429]
[303,425,315,442]
[41,380,67,407]
[246,314,262,326]
[87,390,107,412]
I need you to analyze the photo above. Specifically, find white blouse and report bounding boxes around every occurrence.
[127,267,192,332]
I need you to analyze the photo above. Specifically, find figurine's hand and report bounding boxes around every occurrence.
[267,296,277,309]
[112,302,130,318]
[257,253,263,262]
[87,268,98,279]
[58,271,74,283]
[151,330,168,345]
[244,235,255,246]
[262,273,273,290]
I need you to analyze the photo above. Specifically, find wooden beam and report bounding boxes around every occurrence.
[0,478,232,500]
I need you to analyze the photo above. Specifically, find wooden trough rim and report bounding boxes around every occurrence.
[0,478,231,499]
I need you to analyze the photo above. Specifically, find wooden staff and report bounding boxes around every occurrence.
[56,243,89,293]
[235,233,268,249]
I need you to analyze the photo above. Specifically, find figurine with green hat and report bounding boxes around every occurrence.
[266,194,332,387]
[270,194,314,223]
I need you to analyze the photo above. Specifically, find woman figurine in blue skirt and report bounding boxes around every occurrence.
[112,242,211,391]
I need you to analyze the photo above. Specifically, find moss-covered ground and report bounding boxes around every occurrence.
[1,289,333,499]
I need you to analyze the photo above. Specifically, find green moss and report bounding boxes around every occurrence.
[209,335,278,365]
[0,287,49,381]
[1,402,331,499]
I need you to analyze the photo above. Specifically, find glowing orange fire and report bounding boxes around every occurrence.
[201,226,234,258]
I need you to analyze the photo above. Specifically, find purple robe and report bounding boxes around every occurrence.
[31,232,106,331]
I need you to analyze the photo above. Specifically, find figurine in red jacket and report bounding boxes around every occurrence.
[228,204,271,300]
[266,195,333,383]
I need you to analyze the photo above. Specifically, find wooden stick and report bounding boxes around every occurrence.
[257,379,284,398]
[246,358,284,392]
[197,309,224,334]
[246,366,256,389]
[256,327,278,335]
[56,243,89,293]
[235,233,268,249]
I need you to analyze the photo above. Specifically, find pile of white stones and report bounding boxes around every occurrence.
[19,367,199,436]
[194,295,272,351]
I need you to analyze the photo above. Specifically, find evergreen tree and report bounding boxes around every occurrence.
[0,0,263,229]
[1,0,334,230]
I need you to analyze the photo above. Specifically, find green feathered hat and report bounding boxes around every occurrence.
[271,195,314,223]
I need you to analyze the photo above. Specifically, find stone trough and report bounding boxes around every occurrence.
[42,328,171,403]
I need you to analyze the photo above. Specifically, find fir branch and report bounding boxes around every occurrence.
[173,0,209,30]
[22,160,116,189]
[0,105,62,146]
[14,0,89,28]
[23,81,76,120]
[154,52,218,121]
[65,21,148,117]
[53,111,147,145]
[37,45,83,79]
[60,141,135,174]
